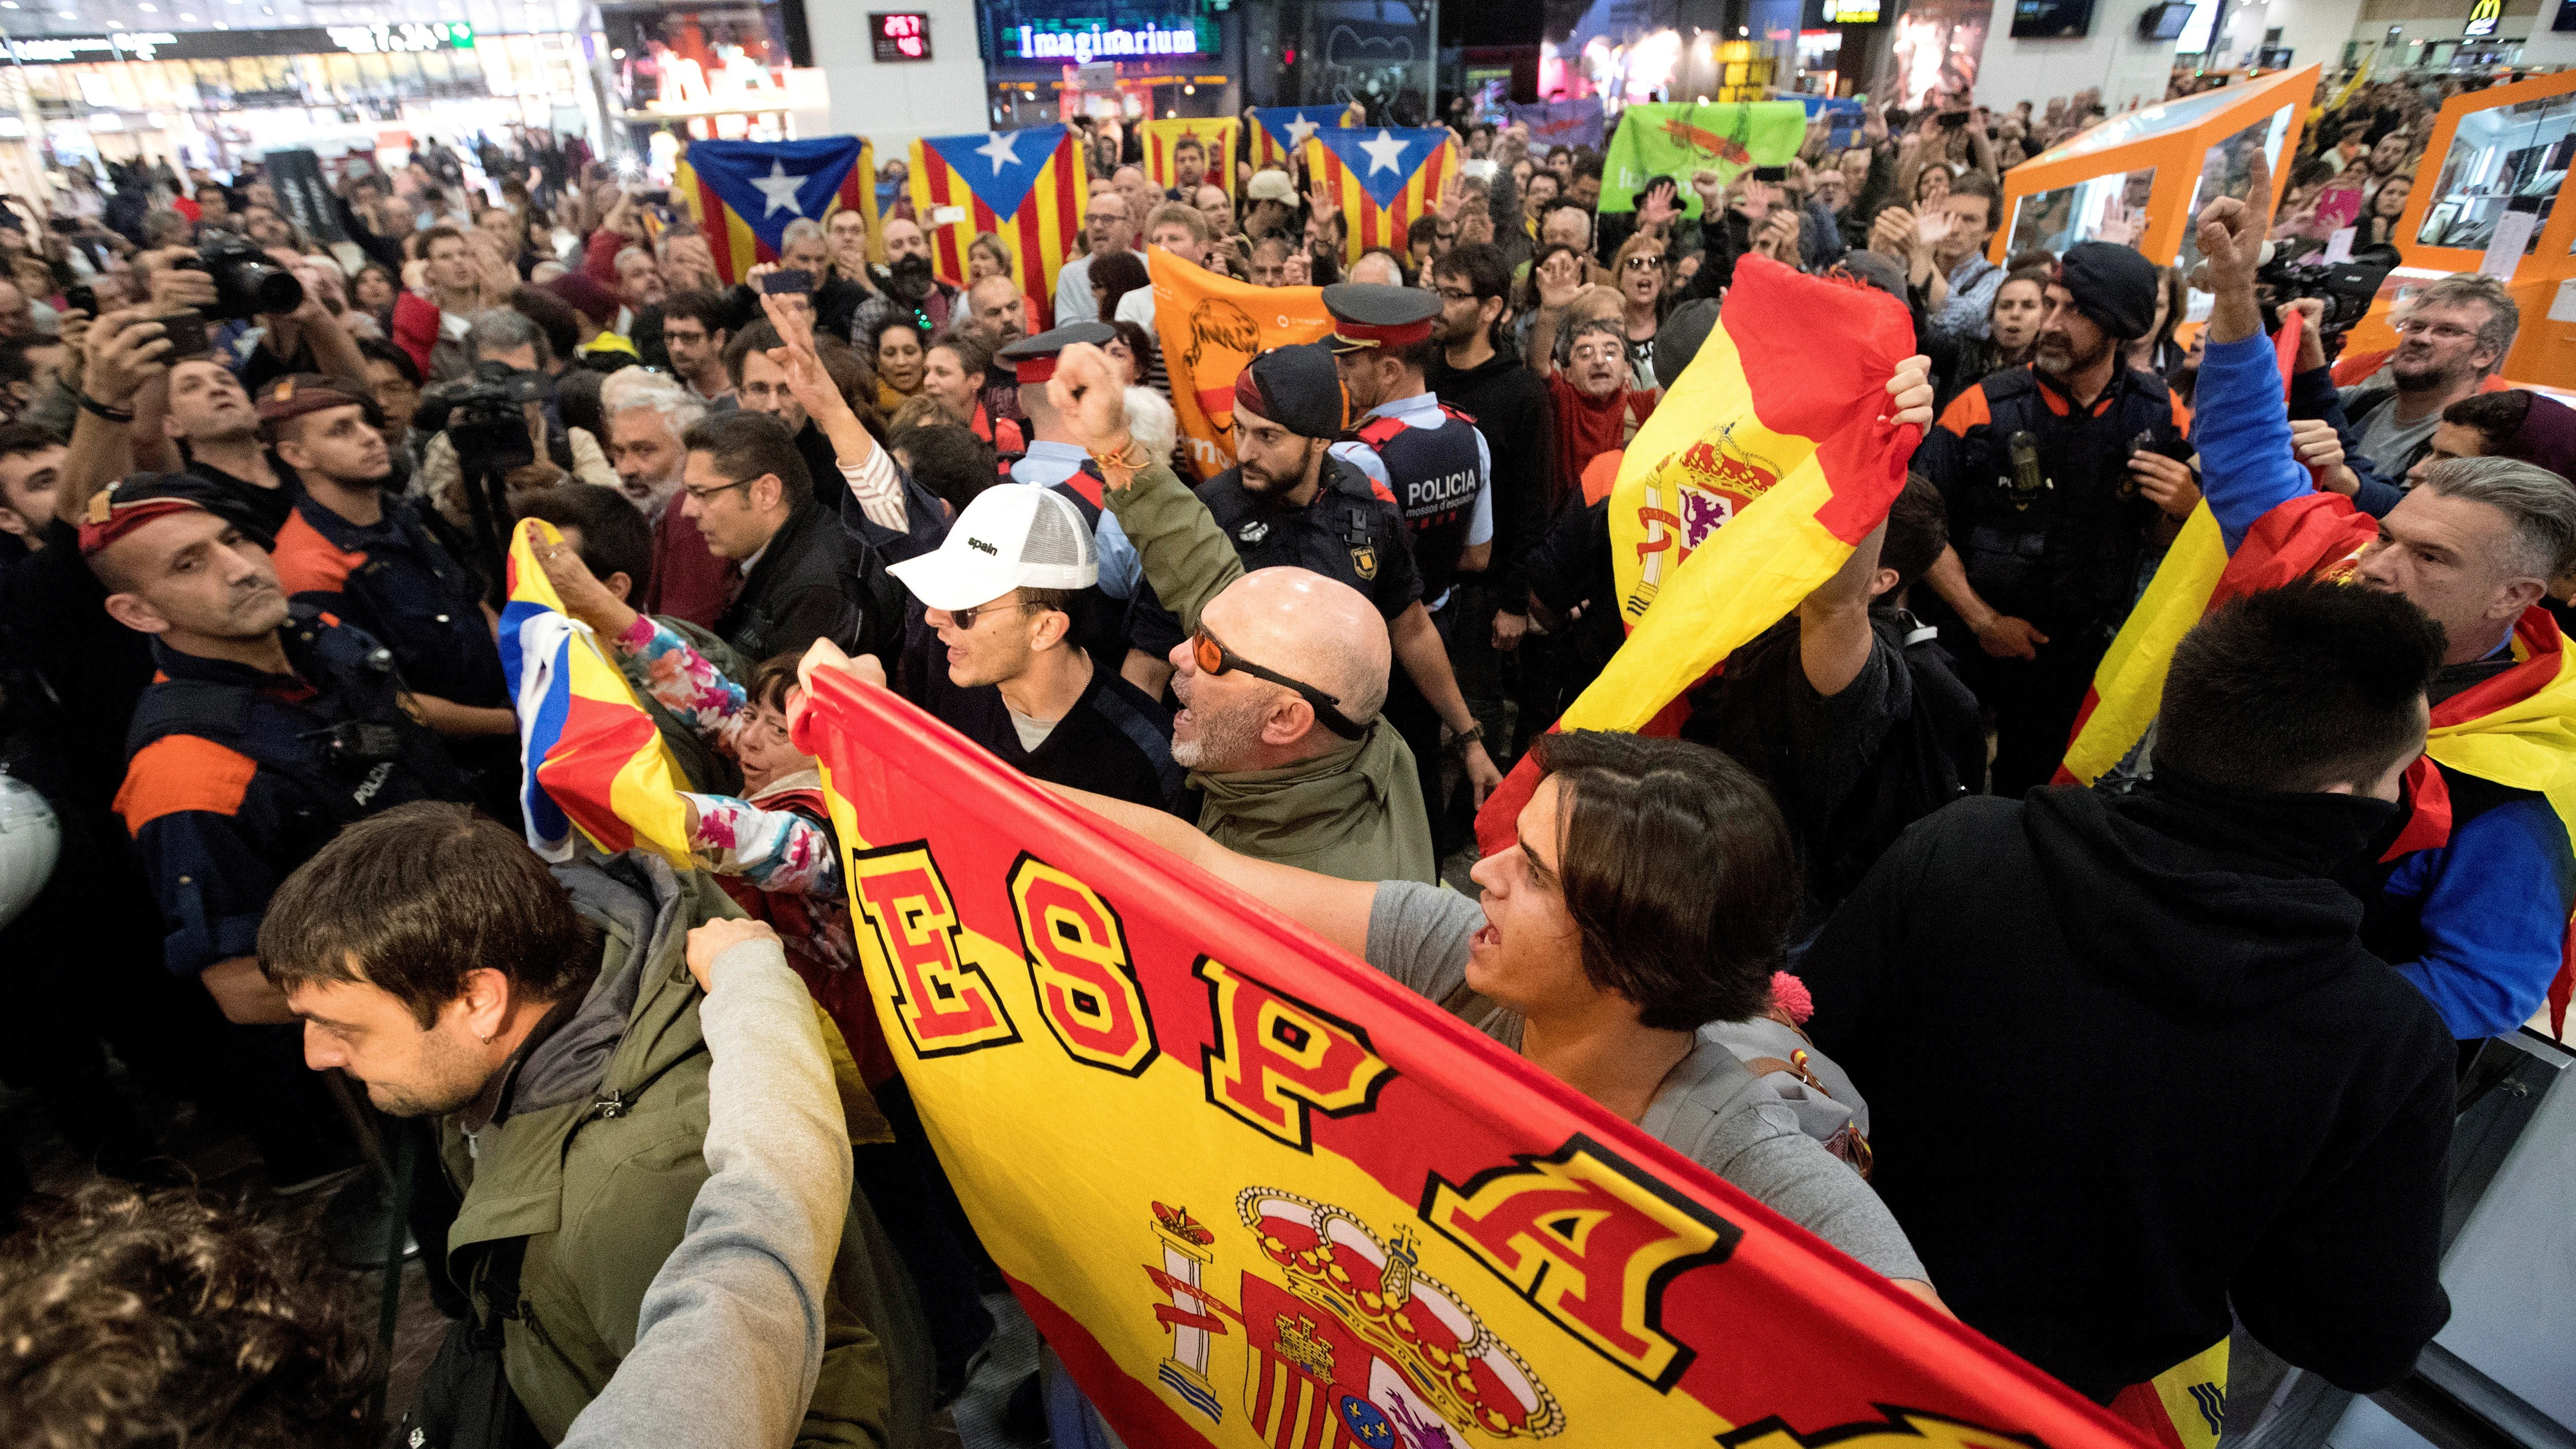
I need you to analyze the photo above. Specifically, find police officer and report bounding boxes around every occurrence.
[999,323,1144,603]
[1913,242,2195,795]
[85,471,469,1181]
[1320,283,1504,820]
[260,374,519,816]
[1124,343,1499,804]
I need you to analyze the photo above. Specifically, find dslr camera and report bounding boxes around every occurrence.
[2257,251,2395,362]
[176,235,305,321]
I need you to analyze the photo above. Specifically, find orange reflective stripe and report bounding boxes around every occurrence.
[1935,384,1989,439]
[270,508,365,598]
[114,734,257,835]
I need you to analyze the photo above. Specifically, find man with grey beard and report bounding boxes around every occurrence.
[600,366,729,627]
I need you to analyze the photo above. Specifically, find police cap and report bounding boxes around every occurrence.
[1321,282,1440,354]
[999,321,1118,385]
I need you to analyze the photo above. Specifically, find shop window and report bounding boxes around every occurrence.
[2005,166,2156,257]
[2416,91,2576,252]
[2176,106,2290,277]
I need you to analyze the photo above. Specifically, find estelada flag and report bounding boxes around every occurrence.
[911,124,1089,324]
[1247,105,1354,170]
[1147,247,1330,477]
[794,659,2149,1449]
[675,136,876,286]
[1476,255,1920,853]
[1143,117,1241,198]
[1303,126,1458,266]
[498,518,694,870]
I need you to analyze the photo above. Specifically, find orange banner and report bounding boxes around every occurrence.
[1146,248,1331,478]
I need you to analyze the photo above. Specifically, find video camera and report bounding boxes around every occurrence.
[175,235,304,322]
[2257,251,2395,362]
[415,361,550,474]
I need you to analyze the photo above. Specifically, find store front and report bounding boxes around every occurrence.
[602,0,831,156]
[0,22,603,179]
[978,0,1243,128]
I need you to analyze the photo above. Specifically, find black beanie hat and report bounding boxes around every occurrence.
[2055,241,2161,342]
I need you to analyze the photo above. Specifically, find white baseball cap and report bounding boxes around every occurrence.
[886,484,1098,611]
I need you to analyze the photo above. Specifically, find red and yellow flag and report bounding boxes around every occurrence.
[1142,117,1241,199]
[1146,247,1331,478]
[1477,255,1921,852]
[1303,126,1457,266]
[911,125,1089,328]
[674,136,876,287]
[794,660,2150,1449]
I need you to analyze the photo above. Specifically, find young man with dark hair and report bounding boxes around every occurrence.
[1875,169,2004,342]
[1687,474,1983,911]
[724,317,855,514]
[259,802,926,1444]
[1800,577,2456,1406]
[1039,728,1936,1300]
[684,407,902,665]
[1428,243,1553,660]
[661,288,737,408]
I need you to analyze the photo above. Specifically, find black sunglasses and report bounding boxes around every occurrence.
[1190,626,1364,739]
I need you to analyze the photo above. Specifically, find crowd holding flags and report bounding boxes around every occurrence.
[909,123,1090,328]
[1140,116,1242,197]
[1302,125,1459,266]
[675,135,877,285]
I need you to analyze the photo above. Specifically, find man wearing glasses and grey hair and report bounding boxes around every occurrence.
[2341,273,2521,480]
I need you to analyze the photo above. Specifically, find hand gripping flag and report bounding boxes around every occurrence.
[1143,117,1242,198]
[793,659,2152,1449]
[500,518,694,869]
[1146,247,1331,476]
[1476,255,1921,854]
[911,125,1089,323]
[1303,126,1459,266]
[1601,101,1809,216]
[1247,105,1354,170]
[676,136,877,285]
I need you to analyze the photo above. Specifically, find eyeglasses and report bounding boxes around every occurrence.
[1435,228,1458,242]
[1190,626,1364,739]
[1622,254,1664,271]
[681,477,752,504]
[2394,318,2477,342]
[950,595,1040,630]
[1435,286,1478,303]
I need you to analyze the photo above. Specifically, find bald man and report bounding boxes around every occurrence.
[1347,251,1406,287]
[1045,343,1435,883]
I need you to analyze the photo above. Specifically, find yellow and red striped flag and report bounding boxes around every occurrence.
[1141,117,1240,199]
[1476,255,1922,852]
[1302,126,1457,266]
[911,124,1089,327]
[675,136,876,286]
[1246,105,1353,170]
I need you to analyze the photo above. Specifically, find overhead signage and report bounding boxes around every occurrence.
[2466,0,2502,35]
[2,22,475,64]
[1010,21,1206,61]
[872,12,932,61]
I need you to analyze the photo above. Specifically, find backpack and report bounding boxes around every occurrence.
[398,1239,546,1449]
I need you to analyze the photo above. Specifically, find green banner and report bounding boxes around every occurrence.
[1599,101,1811,216]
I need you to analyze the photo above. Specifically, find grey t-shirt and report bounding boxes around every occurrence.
[2343,387,2443,480]
[1365,881,1926,1282]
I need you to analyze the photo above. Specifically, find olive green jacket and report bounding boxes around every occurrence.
[439,854,928,1446]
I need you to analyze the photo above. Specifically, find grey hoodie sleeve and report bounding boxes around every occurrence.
[561,937,852,1449]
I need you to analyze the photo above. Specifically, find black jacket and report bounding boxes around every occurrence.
[1429,345,1554,606]
[716,498,903,666]
[1800,777,2453,1402]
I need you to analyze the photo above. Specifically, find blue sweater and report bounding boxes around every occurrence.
[2193,331,2576,1037]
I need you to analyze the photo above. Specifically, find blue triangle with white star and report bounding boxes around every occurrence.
[923,125,1070,219]
[683,137,866,252]
[1309,125,1448,210]
[1252,106,1346,155]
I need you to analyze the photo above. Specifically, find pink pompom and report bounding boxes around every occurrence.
[1769,970,1814,1025]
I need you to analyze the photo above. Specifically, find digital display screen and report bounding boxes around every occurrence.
[872,12,932,61]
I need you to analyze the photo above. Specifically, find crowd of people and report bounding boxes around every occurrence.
[0,69,2568,1447]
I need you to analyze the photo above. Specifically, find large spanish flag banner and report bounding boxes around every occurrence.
[1476,255,1919,853]
[1146,247,1331,477]
[911,124,1088,325]
[676,136,876,286]
[1144,117,1242,198]
[498,518,695,869]
[1248,105,1355,170]
[1305,127,1458,267]
[793,659,2147,1449]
